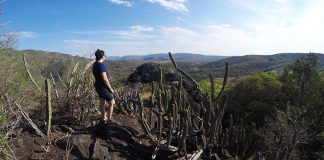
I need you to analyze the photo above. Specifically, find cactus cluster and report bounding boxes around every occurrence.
[114,88,139,115]
[119,52,232,159]
[117,52,300,159]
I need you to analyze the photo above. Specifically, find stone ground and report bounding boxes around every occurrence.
[9,113,155,160]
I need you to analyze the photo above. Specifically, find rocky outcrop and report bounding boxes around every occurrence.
[9,114,153,160]
[127,63,178,83]
[127,63,162,83]
[51,121,152,160]
[127,63,204,103]
[55,134,94,159]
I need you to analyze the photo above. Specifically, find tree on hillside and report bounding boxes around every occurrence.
[279,53,324,159]
[280,53,321,106]
[226,72,282,127]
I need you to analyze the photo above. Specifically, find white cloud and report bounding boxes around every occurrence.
[63,39,158,55]
[161,27,198,39]
[147,0,188,12]
[113,25,154,37]
[228,0,324,54]
[71,25,154,39]
[109,0,133,7]
[129,25,154,33]
[64,1,324,55]
[207,24,231,30]
[71,31,111,35]
[63,40,110,46]
[64,25,157,54]
[11,31,37,38]
[275,0,290,3]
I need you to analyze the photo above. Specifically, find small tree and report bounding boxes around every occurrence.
[279,53,324,159]
[226,72,282,127]
[0,6,17,49]
[280,53,320,106]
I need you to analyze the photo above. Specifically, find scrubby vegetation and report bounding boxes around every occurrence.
[224,53,324,159]
[1,48,323,159]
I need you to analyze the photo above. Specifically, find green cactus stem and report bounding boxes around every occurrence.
[138,93,155,143]
[215,62,228,103]
[46,79,52,136]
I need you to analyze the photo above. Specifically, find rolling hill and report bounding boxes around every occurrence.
[197,53,324,77]
[3,49,324,82]
[109,53,227,62]
[1,49,143,85]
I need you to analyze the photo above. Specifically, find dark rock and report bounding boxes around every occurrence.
[92,138,109,160]
[127,63,162,83]
[165,72,178,82]
[111,137,128,147]
[211,153,221,160]
[59,124,75,133]
[127,62,180,84]
[56,134,94,159]
[72,134,94,158]
[11,135,34,159]
[128,72,141,83]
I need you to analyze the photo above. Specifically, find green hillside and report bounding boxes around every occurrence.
[110,53,227,62]
[198,53,324,77]
[0,49,142,101]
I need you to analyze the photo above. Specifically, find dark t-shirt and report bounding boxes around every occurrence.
[92,61,110,90]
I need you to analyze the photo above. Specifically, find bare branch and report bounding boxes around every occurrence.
[168,52,199,87]
[6,94,45,138]
[23,53,45,96]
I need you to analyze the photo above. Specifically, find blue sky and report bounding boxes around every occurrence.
[2,0,324,56]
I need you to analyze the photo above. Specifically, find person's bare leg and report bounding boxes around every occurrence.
[99,98,108,120]
[107,99,115,119]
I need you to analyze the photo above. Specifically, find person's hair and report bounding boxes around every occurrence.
[95,49,105,61]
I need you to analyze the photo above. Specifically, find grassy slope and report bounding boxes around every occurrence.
[2,50,322,93]
[0,49,143,103]
[198,53,324,77]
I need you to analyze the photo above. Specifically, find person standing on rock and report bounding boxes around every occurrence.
[92,49,115,122]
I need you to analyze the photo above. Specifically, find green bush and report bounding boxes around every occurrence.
[198,79,222,97]
[226,72,282,127]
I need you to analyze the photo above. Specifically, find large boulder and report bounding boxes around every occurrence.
[127,63,162,83]
[127,63,178,83]
[127,63,204,107]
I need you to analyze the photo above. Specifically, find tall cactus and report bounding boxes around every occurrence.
[166,103,175,147]
[45,79,52,136]
[168,52,198,88]
[124,55,300,160]
[179,108,189,155]
[138,93,155,143]
[157,90,163,141]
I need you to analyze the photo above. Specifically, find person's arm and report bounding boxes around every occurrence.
[100,72,114,93]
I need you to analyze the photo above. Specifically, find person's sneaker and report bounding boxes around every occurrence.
[107,119,117,124]
[99,119,109,124]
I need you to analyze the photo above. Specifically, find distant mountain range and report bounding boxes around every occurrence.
[197,53,324,76]
[109,53,227,62]
[16,50,324,77]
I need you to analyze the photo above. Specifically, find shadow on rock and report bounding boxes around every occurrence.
[56,121,153,160]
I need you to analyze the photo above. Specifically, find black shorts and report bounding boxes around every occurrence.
[95,87,114,101]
